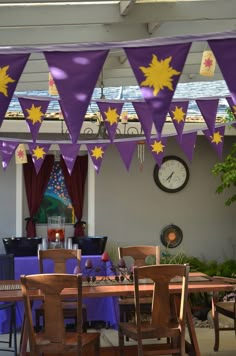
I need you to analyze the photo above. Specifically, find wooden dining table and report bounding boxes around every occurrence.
[0,272,235,356]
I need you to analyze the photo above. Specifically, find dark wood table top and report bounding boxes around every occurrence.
[0,273,234,301]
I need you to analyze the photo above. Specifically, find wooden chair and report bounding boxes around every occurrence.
[211,276,236,351]
[118,264,190,356]
[21,273,100,355]
[35,248,87,332]
[0,254,17,356]
[118,246,161,325]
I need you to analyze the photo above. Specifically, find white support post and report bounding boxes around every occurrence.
[16,164,23,236]
[87,156,95,236]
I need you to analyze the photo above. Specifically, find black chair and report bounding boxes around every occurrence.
[0,254,17,355]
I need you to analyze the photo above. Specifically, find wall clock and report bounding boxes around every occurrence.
[160,224,183,248]
[153,155,189,193]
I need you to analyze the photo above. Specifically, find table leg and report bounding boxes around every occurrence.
[185,301,201,356]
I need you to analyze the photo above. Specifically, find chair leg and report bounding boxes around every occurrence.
[212,308,220,351]
[118,327,125,356]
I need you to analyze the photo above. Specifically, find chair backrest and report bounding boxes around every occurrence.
[20,273,83,353]
[134,264,189,330]
[118,245,161,267]
[0,254,15,280]
[38,249,81,273]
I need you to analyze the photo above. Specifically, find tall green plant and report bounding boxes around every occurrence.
[212,142,236,206]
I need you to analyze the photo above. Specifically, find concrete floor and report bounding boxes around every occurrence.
[0,326,235,355]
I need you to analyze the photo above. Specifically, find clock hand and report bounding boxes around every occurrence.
[166,172,174,182]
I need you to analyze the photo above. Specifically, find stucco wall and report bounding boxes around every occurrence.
[0,136,235,261]
[95,136,236,261]
[0,160,16,253]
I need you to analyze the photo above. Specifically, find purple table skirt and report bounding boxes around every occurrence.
[0,255,119,333]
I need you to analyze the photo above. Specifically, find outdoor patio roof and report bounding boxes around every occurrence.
[1,0,236,91]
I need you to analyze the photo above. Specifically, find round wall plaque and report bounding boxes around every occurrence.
[160,224,183,248]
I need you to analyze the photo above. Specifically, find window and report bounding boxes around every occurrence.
[35,162,74,224]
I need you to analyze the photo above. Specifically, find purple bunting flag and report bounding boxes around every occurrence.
[0,53,30,127]
[124,43,191,136]
[148,137,167,167]
[18,98,50,142]
[208,39,236,103]
[0,140,19,171]
[196,99,219,135]
[176,131,197,162]
[97,101,124,142]
[115,141,137,171]
[58,143,80,175]
[44,50,109,143]
[28,143,51,174]
[132,102,154,143]
[203,126,225,159]
[169,101,189,142]
[86,143,109,174]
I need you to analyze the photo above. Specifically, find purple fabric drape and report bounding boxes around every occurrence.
[60,155,88,237]
[23,154,54,237]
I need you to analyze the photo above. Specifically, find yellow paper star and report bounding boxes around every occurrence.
[26,104,44,124]
[139,54,180,96]
[0,65,15,97]
[151,140,165,154]
[211,131,223,145]
[32,146,46,160]
[172,106,185,123]
[104,107,119,126]
[91,146,104,160]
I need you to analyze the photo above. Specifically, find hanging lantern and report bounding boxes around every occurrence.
[49,72,58,95]
[137,140,145,171]
[199,50,216,77]
[15,144,27,164]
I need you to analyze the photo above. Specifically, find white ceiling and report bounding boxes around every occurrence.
[1,0,236,92]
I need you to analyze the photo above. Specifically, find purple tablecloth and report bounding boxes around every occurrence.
[0,255,119,333]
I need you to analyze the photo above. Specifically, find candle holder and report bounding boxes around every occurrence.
[82,255,134,284]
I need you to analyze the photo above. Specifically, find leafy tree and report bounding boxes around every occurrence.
[212,142,236,206]
[212,108,236,206]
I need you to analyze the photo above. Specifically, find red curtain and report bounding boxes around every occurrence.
[60,155,88,237]
[23,154,54,237]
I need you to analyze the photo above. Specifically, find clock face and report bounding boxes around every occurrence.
[153,156,189,193]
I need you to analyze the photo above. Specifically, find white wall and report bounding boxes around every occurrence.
[0,160,16,252]
[0,136,235,261]
[95,136,236,261]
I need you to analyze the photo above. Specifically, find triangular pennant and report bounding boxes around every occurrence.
[124,43,191,136]
[58,143,80,175]
[226,96,236,119]
[0,140,19,170]
[148,137,167,167]
[15,143,28,164]
[202,126,225,159]
[86,143,108,174]
[49,72,58,95]
[169,101,189,142]
[18,98,50,142]
[176,131,197,162]
[132,101,154,143]
[208,38,236,103]
[97,101,124,142]
[28,143,51,174]
[115,141,137,171]
[196,99,219,135]
[44,50,109,143]
[0,53,30,126]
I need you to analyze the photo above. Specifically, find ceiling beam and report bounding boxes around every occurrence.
[0,1,235,27]
[120,0,137,16]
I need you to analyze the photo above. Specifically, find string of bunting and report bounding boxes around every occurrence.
[1,31,236,174]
